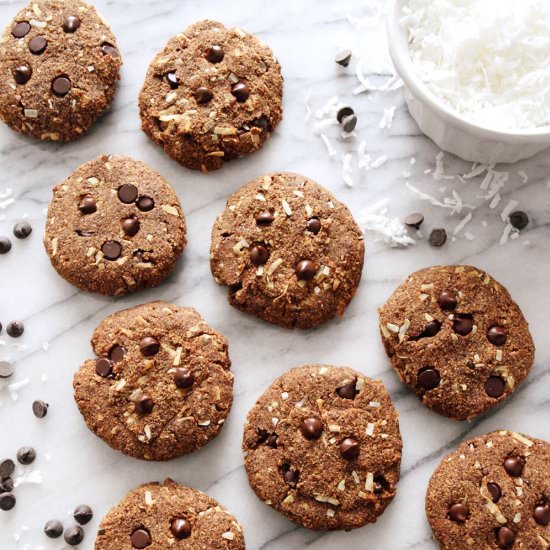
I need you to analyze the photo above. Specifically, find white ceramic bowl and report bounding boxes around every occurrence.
[387,0,550,164]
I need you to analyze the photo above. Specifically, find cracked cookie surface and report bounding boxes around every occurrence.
[243,365,402,530]
[73,301,233,461]
[379,265,535,420]
[95,479,245,549]
[210,173,364,329]
[426,430,550,550]
[44,155,186,296]
[0,0,121,141]
[139,19,283,172]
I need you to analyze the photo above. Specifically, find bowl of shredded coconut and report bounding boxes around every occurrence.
[387,0,550,163]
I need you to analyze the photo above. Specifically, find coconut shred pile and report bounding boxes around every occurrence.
[401,0,550,130]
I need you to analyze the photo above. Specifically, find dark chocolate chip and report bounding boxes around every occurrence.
[255,211,274,226]
[504,456,524,477]
[404,212,424,229]
[52,76,71,97]
[496,526,515,548]
[101,43,119,57]
[165,72,179,88]
[251,115,269,128]
[0,477,14,492]
[485,376,505,398]
[341,114,357,133]
[438,290,457,310]
[429,228,447,247]
[122,217,140,237]
[487,482,502,503]
[32,400,49,418]
[16,446,36,465]
[374,475,390,494]
[509,211,529,231]
[448,503,469,522]
[231,82,250,102]
[135,395,154,414]
[335,49,352,67]
[0,361,15,379]
[118,184,138,204]
[295,259,317,280]
[13,222,32,239]
[487,326,507,346]
[102,240,122,260]
[250,244,269,265]
[418,367,440,390]
[300,417,323,440]
[171,518,192,540]
[282,466,299,486]
[174,368,194,389]
[453,314,473,336]
[64,525,84,546]
[131,528,151,548]
[95,357,113,377]
[420,320,441,338]
[62,16,81,33]
[0,493,16,511]
[7,321,24,338]
[534,503,550,526]
[306,217,321,234]
[336,381,357,399]
[206,45,224,63]
[340,437,360,460]
[139,336,160,356]
[14,65,32,85]
[44,519,63,538]
[195,86,213,104]
[137,196,155,212]
[336,106,354,123]
[79,195,96,214]
[0,237,12,254]
[74,504,93,525]
[109,345,126,362]
[29,36,47,55]
[12,21,31,38]
[0,459,15,478]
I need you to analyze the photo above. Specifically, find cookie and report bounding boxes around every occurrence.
[139,19,283,172]
[243,365,402,530]
[426,430,550,549]
[73,301,233,461]
[44,155,186,296]
[0,0,121,141]
[379,265,534,420]
[210,173,364,329]
[95,479,245,549]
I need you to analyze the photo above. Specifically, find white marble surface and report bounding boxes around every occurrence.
[1,0,550,549]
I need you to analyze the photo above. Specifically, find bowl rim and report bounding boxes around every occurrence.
[387,0,550,143]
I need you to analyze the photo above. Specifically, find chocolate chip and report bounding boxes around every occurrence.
[195,86,213,104]
[0,459,15,478]
[306,217,321,234]
[448,503,469,522]
[300,417,323,440]
[14,65,32,85]
[174,368,194,389]
[336,106,354,123]
[0,493,16,511]
[109,345,126,362]
[7,321,24,338]
[534,503,550,526]
[404,212,424,229]
[296,259,317,281]
[336,381,357,399]
[496,526,515,548]
[118,184,138,204]
[250,244,269,265]
[44,519,63,538]
[282,466,299,486]
[251,115,269,128]
[256,429,278,448]
[1,477,13,492]
[29,36,47,55]
[335,49,352,67]
[122,217,140,237]
[504,456,524,477]
[52,76,71,97]
[16,446,36,465]
[373,475,390,494]
[101,43,119,57]
[135,395,154,414]
[63,16,81,33]
[64,525,84,546]
[0,236,12,254]
[95,358,113,377]
[79,195,96,214]
[131,528,151,548]
[140,336,160,356]
[453,314,473,336]
[487,482,502,503]
[137,195,155,212]
[255,211,274,226]
[429,228,447,247]
[485,376,505,398]
[171,518,192,540]
[509,211,529,230]
[418,367,440,390]
[438,290,457,310]
[340,437,360,460]
[341,114,357,133]
[206,45,224,63]
[487,326,507,346]
[74,504,93,525]
[0,361,15,379]
[231,82,250,102]
[13,222,32,240]
[102,240,122,260]
[165,72,179,88]
[32,400,48,418]
[12,21,31,38]
[420,320,441,338]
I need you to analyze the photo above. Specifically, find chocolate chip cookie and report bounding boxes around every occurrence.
[44,155,186,296]
[95,479,245,549]
[139,19,283,172]
[73,301,233,461]
[426,430,550,549]
[379,265,535,420]
[210,173,364,329]
[243,365,402,530]
[0,0,121,141]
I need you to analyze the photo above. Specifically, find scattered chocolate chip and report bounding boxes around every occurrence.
[251,115,269,128]
[195,86,213,104]
[16,446,36,465]
[257,429,278,448]
[231,82,250,102]
[487,482,502,503]
[336,106,354,123]
[306,217,321,234]
[255,211,274,226]
[137,195,155,212]
[135,395,154,415]
[504,456,524,477]
[122,217,140,237]
[404,212,424,229]
[0,361,15,379]
[62,15,81,33]
[534,503,550,526]
[336,381,357,399]
[206,45,224,63]
[419,320,441,338]
[485,376,505,398]
[438,290,457,310]
[295,259,317,280]
[300,417,323,440]
[7,321,24,338]
[335,49,352,67]
[250,244,269,265]
[109,345,126,362]
[341,114,357,133]
[171,518,192,539]
[95,358,113,377]
[0,236,12,254]
[453,314,473,336]
[44,519,63,538]
[509,211,529,230]
[373,475,390,494]
[101,43,119,57]
[78,195,96,214]
[282,466,299,486]
[496,526,515,548]
[0,459,15,478]
[429,228,447,247]
[131,528,151,548]
[140,336,160,356]
[101,240,122,261]
[340,437,360,460]
[118,184,138,204]
[174,368,194,389]
[13,222,32,239]
[0,493,16,511]
[32,400,49,418]
[74,504,93,525]
[448,502,469,522]
[418,367,440,390]
[165,72,179,88]
[12,21,31,38]
[52,76,71,97]
[14,65,32,85]
[487,326,507,346]
[0,477,14,492]
[29,36,47,55]
[64,525,84,546]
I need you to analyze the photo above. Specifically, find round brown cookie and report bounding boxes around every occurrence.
[426,430,550,549]
[138,19,283,172]
[379,265,534,421]
[243,365,402,530]
[73,301,233,461]
[95,479,245,549]
[0,0,121,141]
[210,173,365,329]
[44,155,186,296]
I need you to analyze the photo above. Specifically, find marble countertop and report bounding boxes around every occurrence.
[1,0,550,549]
